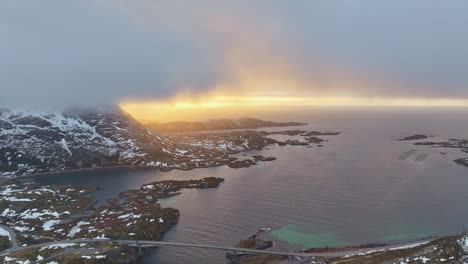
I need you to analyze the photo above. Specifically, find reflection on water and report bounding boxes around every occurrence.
[36,107,468,264]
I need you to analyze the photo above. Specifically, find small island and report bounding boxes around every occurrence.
[400,136,468,169]
[454,158,468,167]
[398,134,429,141]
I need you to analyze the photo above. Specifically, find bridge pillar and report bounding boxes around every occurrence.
[230,251,239,264]
[137,243,142,254]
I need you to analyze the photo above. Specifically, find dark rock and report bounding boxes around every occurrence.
[454,158,468,167]
[26,128,65,141]
[12,115,52,128]
[306,136,325,144]
[265,130,305,136]
[301,131,341,136]
[235,239,273,250]
[228,159,256,168]
[0,119,13,130]
[398,134,428,141]
[284,140,309,146]
[252,155,277,162]
[260,130,340,136]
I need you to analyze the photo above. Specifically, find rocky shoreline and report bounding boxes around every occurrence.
[169,129,340,169]
[454,158,468,167]
[227,232,468,264]
[2,128,341,179]
[399,135,468,169]
[0,106,340,180]
[0,177,224,263]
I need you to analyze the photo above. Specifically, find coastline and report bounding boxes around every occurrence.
[10,162,228,181]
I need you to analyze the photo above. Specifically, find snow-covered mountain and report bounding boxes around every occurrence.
[0,107,229,178]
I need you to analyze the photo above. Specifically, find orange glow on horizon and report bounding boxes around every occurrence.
[120,95,468,123]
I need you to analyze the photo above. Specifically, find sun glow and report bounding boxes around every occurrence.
[120,95,468,123]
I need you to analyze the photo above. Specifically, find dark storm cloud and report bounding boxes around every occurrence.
[1,0,468,108]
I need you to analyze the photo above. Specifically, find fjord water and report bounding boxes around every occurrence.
[37,107,468,264]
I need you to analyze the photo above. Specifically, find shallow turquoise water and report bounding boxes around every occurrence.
[270,224,346,248]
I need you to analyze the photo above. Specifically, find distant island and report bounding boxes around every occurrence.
[398,134,429,141]
[399,135,468,168]
[148,117,307,134]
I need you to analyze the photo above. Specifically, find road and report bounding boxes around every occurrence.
[0,238,435,259]
[0,224,18,249]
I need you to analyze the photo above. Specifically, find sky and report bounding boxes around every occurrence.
[1,1,468,110]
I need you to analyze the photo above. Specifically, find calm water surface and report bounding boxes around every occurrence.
[37,107,468,263]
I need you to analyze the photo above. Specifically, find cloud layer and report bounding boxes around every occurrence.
[1,0,468,108]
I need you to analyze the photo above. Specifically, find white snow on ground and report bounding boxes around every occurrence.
[13,226,34,232]
[42,220,61,231]
[0,197,34,202]
[117,213,141,220]
[94,234,109,240]
[20,209,67,219]
[0,185,25,195]
[1,208,17,217]
[58,138,72,156]
[15,260,32,264]
[388,241,430,250]
[357,241,431,256]
[0,226,11,241]
[40,243,77,251]
[81,255,106,259]
[68,221,90,237]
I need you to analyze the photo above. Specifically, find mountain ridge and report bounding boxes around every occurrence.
[149,117,307,133]
[0,106,231,179]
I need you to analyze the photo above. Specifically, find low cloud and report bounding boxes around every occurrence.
[1,1,468,109]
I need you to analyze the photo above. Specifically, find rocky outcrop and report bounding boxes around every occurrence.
[398,134,429,141]
[259,130,340,136]
[252,155,276,162]
[228,159,256,169]
[454,158,468,167]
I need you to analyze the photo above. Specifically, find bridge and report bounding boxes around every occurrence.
[0,237,435,261]
[1,238,324,257]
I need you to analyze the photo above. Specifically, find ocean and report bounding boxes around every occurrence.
[36,107,468,263]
